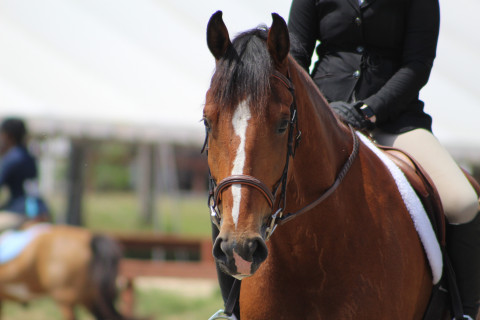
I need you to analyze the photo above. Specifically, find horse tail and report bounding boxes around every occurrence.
[88,234,131,320]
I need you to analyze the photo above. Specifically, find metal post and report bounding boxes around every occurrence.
[66,139,86,226]
[157,143,180,233]
[137,143,155,225]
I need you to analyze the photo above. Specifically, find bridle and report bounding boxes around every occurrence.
[202,70,300,240]
[202,69,359,240]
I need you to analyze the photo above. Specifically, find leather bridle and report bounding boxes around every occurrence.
[202,69,359,240]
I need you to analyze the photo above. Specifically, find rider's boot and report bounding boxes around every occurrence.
[447,211,480,319]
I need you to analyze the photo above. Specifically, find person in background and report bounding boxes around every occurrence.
[288,0,479,318]
[0,118,49,223]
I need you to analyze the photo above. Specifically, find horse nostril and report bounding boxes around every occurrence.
[213,236,268,270]
[247,239,258,254]
[248,237,268,263]
[213,236,228,262]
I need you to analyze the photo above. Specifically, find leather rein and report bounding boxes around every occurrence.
[202,70,360,240]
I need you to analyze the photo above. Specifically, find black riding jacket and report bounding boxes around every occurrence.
[288,0,440,133]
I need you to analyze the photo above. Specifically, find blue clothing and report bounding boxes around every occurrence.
[5,196,50,216]
[0,146,46,214]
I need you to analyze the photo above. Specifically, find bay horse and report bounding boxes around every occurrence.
[204,12,437,319]
[0,222,130,320]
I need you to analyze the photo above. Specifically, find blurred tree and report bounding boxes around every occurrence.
[88,142,134,192]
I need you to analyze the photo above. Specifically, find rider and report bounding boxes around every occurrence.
[0,118,49,227]
[288,0,479,319]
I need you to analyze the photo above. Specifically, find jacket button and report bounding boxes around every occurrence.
[355,17,362,26]
[356,46,364,53]
[353,70,361,78]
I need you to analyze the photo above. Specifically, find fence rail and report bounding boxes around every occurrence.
[110,233,216,316]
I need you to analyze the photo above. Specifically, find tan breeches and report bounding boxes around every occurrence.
[372,128,479,224]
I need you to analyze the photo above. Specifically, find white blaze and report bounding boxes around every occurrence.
[231,100,251,228]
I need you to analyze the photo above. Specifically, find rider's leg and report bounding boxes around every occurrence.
[447,213,480,318]
[373,128,480,319]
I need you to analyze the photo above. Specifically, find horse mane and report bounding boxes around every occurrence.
[209,25,322,120]
[209,27,272,112]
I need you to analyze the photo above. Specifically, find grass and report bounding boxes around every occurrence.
[2,287,223,320]
[49,191,212,237]
[134,287,223,320]
[2,299,67,320]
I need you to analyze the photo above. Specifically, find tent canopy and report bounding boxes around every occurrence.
[0,0,478,149]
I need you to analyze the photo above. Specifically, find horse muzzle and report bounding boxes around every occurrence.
[213,234,268,278]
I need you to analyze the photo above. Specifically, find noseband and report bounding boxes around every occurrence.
[203,70,359,240]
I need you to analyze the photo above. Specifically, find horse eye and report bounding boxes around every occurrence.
[203,118,211,131]
[277,119,289,134]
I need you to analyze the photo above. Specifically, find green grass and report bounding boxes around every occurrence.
[2,287,223,320]
[49,191,212,237]
[135,287,223,320]
[2,298,69,320]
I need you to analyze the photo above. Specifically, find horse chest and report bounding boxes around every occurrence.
[2,283,36,301]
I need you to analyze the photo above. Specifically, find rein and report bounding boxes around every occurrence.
[277,124,359,225]
[203,70,359,240]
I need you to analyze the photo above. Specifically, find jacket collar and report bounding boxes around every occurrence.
[347,0,377,12]
[360,0,377,9]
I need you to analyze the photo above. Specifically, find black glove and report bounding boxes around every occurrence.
[330,101,374,130]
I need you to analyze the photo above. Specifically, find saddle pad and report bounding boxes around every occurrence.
[358,132,443,284]
[0,223,50,264]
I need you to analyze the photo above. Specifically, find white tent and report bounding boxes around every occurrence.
[0,0,478,150]
[421,0,480,156]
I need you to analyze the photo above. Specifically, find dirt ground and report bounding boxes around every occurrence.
[133,276,218,298]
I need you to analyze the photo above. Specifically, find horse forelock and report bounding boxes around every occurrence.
[209,27,272,114]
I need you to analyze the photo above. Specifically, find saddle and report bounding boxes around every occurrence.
[379,145,480,319]
[379,145,480,246]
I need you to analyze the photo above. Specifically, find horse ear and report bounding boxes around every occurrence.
[207,11,232,60]
[267,13,290,68]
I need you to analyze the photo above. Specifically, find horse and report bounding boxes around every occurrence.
[203,11,439,319]
[0,220,130,320]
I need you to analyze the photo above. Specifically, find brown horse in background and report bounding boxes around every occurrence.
[204,12,436,319]
[0,223,129,320]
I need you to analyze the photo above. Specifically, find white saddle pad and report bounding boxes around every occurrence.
[358,132,443,284]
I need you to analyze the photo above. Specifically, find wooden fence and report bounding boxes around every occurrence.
[110,233,217,316]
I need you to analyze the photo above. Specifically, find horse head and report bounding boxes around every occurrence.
[204,11,294,279]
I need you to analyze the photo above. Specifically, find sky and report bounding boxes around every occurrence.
[0,0,478,148]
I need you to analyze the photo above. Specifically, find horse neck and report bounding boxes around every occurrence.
[287,61,354,204]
